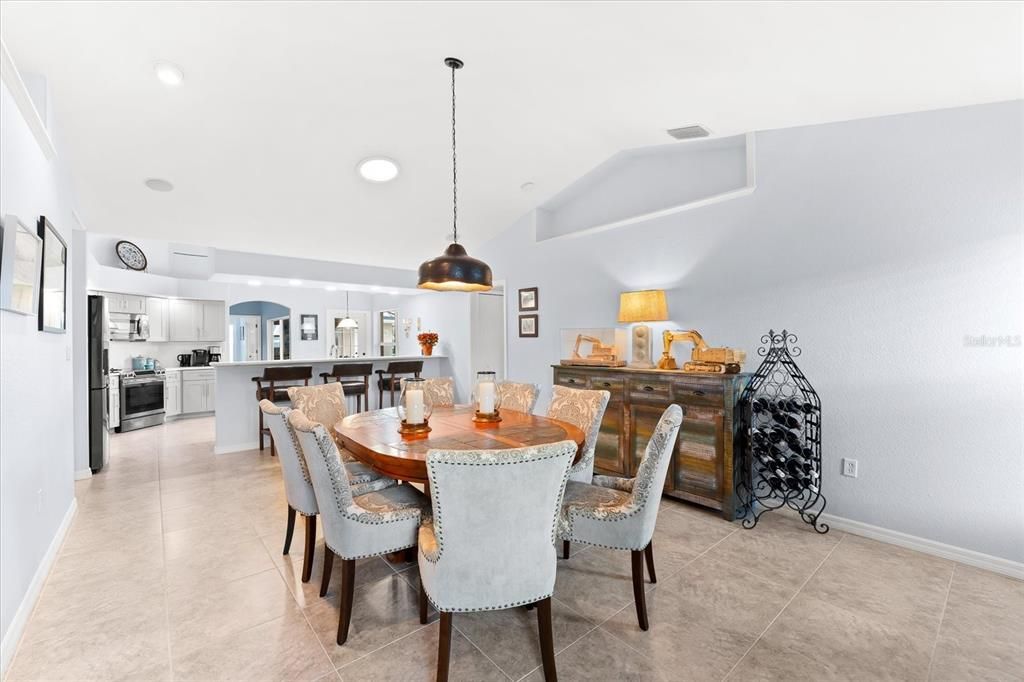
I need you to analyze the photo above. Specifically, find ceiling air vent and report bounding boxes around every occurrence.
[667,125,710,140]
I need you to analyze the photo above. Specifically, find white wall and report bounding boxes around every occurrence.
[0,81,77,665]
[478,101,1024,564]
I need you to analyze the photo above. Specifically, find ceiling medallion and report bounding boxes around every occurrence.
[418,57,493,292]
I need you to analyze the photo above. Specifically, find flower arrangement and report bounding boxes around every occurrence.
[417,332,439,347]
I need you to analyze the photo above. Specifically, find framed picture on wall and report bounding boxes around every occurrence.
[518,287,539,311]
[37,216,67,333]
[518,314,538,338]
[0,215,42,316]
[299,314,318,341]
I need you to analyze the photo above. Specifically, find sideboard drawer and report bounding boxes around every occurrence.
[588,376,625,400]
[556,372,589,389]
[628,378,672,403]
[673,379,725,408]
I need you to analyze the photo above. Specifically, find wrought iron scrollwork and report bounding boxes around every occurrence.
[736,329,828,533]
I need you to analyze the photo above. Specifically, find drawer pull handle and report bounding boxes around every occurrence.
[601,382,612,388]
[692,390,706,396]
[567,379,578,384]
[642,386,654,392]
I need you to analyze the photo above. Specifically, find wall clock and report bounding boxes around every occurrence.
[115,240,147,271]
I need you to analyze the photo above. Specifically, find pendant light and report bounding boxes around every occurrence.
[417,57,493,292]
[336,291,358,329]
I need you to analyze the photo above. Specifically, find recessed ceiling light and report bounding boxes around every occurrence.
[357,157,399,183]
[154,62,184,87]
[520,181,535,192]
[325,285,337,292]
[289,279,302,286]
[144,178,174,192]
[247,279,261,287]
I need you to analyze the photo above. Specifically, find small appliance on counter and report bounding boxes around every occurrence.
[132,356,157,371]
[177,353,192,367]
[108,312,150,342]
[190,348,210,367]
[207,346,222,363]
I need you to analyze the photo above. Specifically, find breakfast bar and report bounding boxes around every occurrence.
[211,355,448,454]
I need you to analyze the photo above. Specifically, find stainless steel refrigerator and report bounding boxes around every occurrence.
[88,294,109,472]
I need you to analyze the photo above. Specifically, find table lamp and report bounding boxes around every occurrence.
[618,290,668,369]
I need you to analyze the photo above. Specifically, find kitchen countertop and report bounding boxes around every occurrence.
[164,366,216,372]
[210,355,444,368]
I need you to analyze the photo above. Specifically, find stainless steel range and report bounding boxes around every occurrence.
[119,370,165,432]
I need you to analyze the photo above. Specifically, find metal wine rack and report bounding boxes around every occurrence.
[736,330,829,533]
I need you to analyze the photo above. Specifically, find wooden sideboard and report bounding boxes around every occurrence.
[552,365,749,519]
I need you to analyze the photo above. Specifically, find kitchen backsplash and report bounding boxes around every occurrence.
[109,341,220,371]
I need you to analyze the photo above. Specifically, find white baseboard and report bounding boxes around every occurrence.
[73,468,92,480]
[1,497,78,676]
[819,513,1024,581]
[214,441,260,455]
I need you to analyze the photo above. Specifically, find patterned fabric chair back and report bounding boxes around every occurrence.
[399,376,456,408]
[288,382,347,431]
[627,404,683,541]
[497,381,540,413]
[259,400,318,516]
[421,441,576,612]
[546,385,610,482]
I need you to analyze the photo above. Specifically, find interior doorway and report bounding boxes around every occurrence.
[470,286,506,382]
[267,316,291,360]
[230,315,261,361]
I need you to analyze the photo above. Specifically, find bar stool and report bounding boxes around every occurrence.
[320,363,374,413]
[375,360,424,409]
[253,366,313,456]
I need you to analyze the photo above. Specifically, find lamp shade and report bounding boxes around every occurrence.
[618,290,668,323]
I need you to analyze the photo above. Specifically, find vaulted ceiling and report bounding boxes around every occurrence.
[2,1,1020,269]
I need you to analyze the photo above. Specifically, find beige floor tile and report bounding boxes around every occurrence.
[651,506,738,558]
[172,609,335,681]
[164,534,277,591]
[337,620,507,682]
[167,567,301,656]
[305,572,438,669]
[601,554,795,680]
[725,639,845,681]
[279,547,397,608]
[929,565,1024,681]
[758,592,933,680]
[524,626,667,681]
[162,515,261,559]
[702,512,842,589]
[455,597,594,679]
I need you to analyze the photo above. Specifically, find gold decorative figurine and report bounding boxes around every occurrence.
[560,334,626,367]
[657,330,746,374]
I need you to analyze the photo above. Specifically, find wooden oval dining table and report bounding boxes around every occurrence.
[335,405,586,485]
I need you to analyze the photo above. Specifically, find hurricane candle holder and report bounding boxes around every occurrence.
[471,371,502,424]
[398,377,433,436]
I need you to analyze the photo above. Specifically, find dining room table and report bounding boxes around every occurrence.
[335,405,586,486]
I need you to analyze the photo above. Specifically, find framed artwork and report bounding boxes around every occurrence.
[519,314,538,338]
[518,287,539,311]
[37,217,67,333]
[299,314,318,341]
[0,215,42,316]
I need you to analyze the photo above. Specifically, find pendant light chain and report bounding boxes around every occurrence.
[450,62,458,244]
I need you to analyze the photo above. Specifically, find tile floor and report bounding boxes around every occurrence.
[6,417,1022,681]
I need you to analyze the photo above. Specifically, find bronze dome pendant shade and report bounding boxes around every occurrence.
[418,57,493,292]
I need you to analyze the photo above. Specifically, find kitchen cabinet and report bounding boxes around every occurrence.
[108,372,121,430]
[169,299,225,343]
[164,372,181,417]
[552,365,748,520]
[102,292,146,314]
[146,297,169,342]
[181,370,215,414]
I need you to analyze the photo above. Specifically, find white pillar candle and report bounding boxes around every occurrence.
[406,389,425,425]
[479,382,496,414]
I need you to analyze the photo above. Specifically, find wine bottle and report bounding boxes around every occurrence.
[751,397,771,413]
[768,427,786,444]
[774,412,802,429]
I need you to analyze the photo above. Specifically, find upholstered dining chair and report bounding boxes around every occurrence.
[418,440,577,682]
[253,365,313,456]
[288,383,391,492]
[288,410,430,645]
[497,381,540,413]
[546,384,610,486]
[558,404,683,631]
[399,376,455,408]
[260,400,396,586]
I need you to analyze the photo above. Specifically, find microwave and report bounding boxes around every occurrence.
[109,313,150,342]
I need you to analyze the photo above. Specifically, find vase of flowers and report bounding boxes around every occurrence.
[418,332,439,356]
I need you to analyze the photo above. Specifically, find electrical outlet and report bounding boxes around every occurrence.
[842,458,858,478]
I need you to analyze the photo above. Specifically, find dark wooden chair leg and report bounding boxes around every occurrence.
[631,549,649,631]
[418,573,429,624]
[536,597,557,681]
[258,408,265,450]
[437,611,453,682]
[283,506,296,555]
[562,540,570,560]
[644,541,657,583]
[337,558,356,645]
[301,515,317,583]
[320,547,334,597]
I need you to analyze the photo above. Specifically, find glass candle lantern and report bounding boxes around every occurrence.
[471,371,502,423]
[398,377,433,435]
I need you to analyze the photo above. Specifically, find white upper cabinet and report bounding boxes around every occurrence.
[169,299,225,342]
[199,300,225,342]
[146,297,169,342]
[168,299,196,342]
[102,292,146,314]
